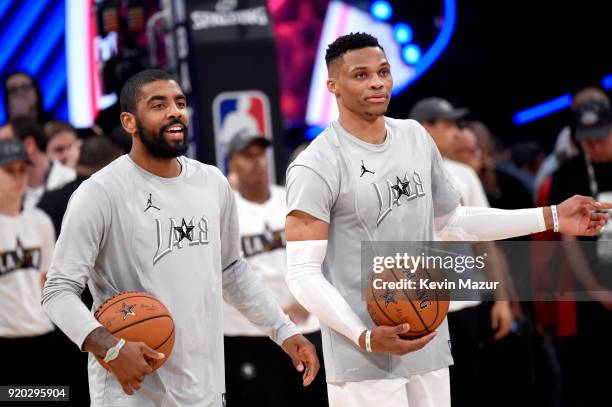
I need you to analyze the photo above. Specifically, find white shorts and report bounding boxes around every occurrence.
[327,368,450,407]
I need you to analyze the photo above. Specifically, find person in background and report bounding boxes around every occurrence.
[223,130,328,407]
[410,97,514,407]
[534,87,608,194]
[3,71,52,124]
[466,121,533,210]
[548,98,612,406]
[451,127,482,173]
[0,139,59,386]
[38,136,122,236]
[43,121,82,169]
[9,117,76,207]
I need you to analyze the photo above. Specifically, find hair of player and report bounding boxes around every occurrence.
[325,32,385,67]
[120,69,175,114]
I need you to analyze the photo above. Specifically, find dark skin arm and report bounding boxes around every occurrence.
[83,327,163,395]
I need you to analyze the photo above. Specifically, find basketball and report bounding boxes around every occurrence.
[366,266,449,339]
[94,291,175,371]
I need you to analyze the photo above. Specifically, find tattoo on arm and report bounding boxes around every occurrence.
[82,327,118,357]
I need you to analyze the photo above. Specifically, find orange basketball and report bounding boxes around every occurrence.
[94,291,175,371]
[366,266,449,338]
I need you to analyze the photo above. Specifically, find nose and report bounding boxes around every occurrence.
[369,75,384,89]
[167,102,183,120]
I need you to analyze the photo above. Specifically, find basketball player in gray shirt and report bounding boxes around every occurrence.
[284,33,610,406]
[42,70,319,407]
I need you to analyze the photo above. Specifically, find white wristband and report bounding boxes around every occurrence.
[365,330,372,352]
[104,338,126,363]
[551,205,559,233]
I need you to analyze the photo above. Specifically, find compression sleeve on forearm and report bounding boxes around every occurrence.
[435,205,547,241]
[286,240,367,347]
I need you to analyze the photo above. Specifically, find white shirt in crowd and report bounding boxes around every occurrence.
[441,159,489,312]
[223,184,319,336]
[24,159,76,208]
[0,208,55,337]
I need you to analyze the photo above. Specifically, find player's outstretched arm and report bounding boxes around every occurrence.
[286,210,436,355]
[435,195,611,241]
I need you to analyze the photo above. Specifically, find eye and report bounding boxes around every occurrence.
[356,72,366,79]
[152,103,163,110]
[380,69,389,76]
[177,101,186,109]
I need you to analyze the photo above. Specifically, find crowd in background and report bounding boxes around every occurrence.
[0,66,611,407]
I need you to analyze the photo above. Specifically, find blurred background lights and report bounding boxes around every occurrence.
[370,0,393,22]
[402,44,421,64]
[393,22,413,44]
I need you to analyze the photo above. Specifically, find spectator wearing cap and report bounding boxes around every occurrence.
[409,97,469,158]
[223,131,328,407]
[548,97,612,406]
[0,139,61,386]
[9,117,76,208]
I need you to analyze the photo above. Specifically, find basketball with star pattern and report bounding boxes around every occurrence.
[94,291,175,371]
[366,266,449,339]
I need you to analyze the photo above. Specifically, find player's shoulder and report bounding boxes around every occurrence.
[385,117,427,135]
[180,156,228,186]
[385,117,433,148]
[444,159,477,178]
[288,127,340,174]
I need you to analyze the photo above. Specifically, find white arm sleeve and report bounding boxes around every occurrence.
[435,205,547,241]
[286,240,368,347]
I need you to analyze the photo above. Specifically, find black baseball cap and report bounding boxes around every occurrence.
[574,99,612,141]
[227,130,271,157]
[409,97,469,123]
[0,139,29,166]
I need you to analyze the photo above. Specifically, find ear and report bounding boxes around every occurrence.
[23,136,37,156]
[326,77,337,96]
[227,156,236,173]
[120,112,137,136]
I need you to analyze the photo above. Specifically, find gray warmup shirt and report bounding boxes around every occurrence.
[286,118,461,382]
[43,155,298,406]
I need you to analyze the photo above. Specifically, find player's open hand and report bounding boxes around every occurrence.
[363,324,437,355]
[108,341,164,395]
[557,195,612,236]
[281,334,320,386]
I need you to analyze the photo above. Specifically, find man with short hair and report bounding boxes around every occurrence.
[10,117,75,207]
[44,121,82,169]
[42,69,319,407]
[284,32,610,406]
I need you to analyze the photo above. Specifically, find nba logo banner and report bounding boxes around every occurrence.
[212,90,273,170]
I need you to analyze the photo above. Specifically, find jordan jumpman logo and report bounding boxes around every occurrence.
[360,160,375,177]
[144,193,160,212]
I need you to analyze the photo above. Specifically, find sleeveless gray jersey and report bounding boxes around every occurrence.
[286,117,461,382]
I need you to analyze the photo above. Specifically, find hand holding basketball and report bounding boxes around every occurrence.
[107,341,164,395]
[359,325,437,355]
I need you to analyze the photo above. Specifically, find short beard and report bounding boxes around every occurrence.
[136,118,188,159]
